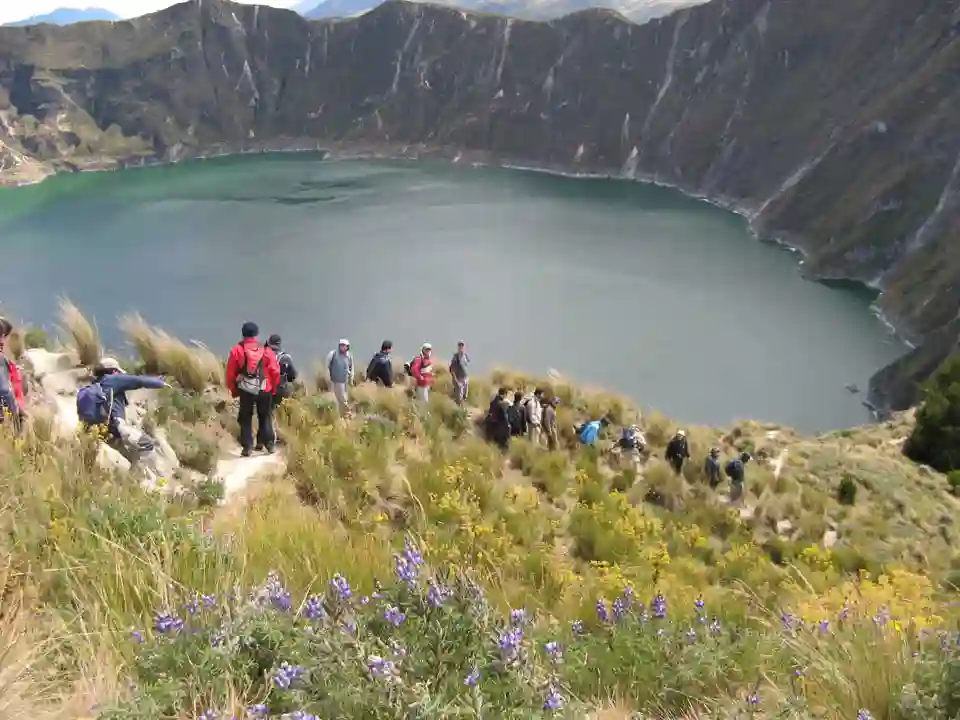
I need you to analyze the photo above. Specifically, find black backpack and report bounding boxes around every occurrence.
[275,351,293,398]
[725,459,740,479]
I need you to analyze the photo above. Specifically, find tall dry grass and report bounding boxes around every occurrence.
[120,313,222,393]
[57,297,100,367]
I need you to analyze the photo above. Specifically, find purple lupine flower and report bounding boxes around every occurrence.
[288,712,319,720]
[403,538,424,567]
[302,594,325,620]
[685,628,698,643]
[510,608,527,626]
[154,611,183,634]
[781,612,796,631]
[463,667,480,687]
[359,596,370,606]
[273,662,305,690]
[368,654,399,681]
[131,629,144,644]
[544,641,562,662]
[543,685,564,711]
[622,586,634,605]
[651,593,667,620]
[498,627,524,661]
[747,693,760,705]
[612,597,627,621]
[394,555,419,586]
[596,599,610,623]
[247,705,269,718]
[197,712,217,720]
[384,605,406,627]
[184,596,200,615]
[329,573,352,601]
[571,620,585,635]
[838,606,850,622]
[857,711,874,720]
[818,620,830,634]
[342,620,357,635]
[259,571,292,612]
[695,596,705,610]
[427,580,449,608]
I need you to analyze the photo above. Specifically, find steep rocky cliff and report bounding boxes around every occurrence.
[0,0,958,405]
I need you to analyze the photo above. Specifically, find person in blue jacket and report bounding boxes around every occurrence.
[86,357,169,454]
[578,416,610,446]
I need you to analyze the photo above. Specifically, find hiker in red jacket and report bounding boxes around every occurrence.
[225,321,281,457]
[410,342,435,403]
[0,318,25,433]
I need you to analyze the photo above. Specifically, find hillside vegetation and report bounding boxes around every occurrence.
[2,306,960,719]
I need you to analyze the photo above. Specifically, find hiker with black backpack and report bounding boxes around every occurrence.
[508,391,527,437]
[267,334,297,444]
[618,423,647,472]
[0,318,26,433]
[725,451,752,503]
[225,322,281,457]
[77,357,170,466]
[704,447,722,489]
[366,340,395,388]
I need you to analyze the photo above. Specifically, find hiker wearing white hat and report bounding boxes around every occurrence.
[665,428,690,475]
[326,339,355,415]
[410,342,434,403]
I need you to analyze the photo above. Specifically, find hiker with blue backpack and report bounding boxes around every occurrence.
[226,322,281,457]
[578,416,610,446]
[77,356,169,460]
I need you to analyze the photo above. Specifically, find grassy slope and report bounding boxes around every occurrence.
[2,307,960,718]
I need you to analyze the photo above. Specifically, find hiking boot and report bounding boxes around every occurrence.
[264,445,276,455]
[241,447,252,458]
[254,444,264,451]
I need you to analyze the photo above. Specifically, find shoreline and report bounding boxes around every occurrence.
[0,136,913,354]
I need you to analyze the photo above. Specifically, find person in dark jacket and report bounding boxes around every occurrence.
[267,334,297,446]
[486,388,511,451]
[366,340,395,388]
[225,322,281,457]
[508,391,528,437]
[704,447,722,489]
[665,429,690,474]
[92,357,168,454]
[725,451,751,502]
[0,317,26,432]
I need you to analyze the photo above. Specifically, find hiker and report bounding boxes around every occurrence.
[618,423,647,472]
[78,357,169,466]
[508,391,527,437]
[704,447,722,489]
[725,451,752,503]
[486,387,511,451]
[409,343,434,403]
[449,341,471,406]
[578,416,610,446]
[542,396,560,451]
[366,340,395,388]
[226,322,281,457]
[0,318,25,433]
[327,339,355,415]
[526,388,544,444]
[267,334,297,444]
[665,429,690,474]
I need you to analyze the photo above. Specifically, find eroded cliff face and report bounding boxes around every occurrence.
[1,0,959,406]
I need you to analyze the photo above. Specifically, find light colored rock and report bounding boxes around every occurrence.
[823,530,838,548]
[738,505,755,520]
[97,443,131,473]
[771,449,788,479]
[776,519,793,536]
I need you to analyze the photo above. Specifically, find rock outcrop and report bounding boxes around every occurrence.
[0,0,958,402]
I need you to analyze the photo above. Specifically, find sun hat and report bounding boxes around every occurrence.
[99,357,126,373]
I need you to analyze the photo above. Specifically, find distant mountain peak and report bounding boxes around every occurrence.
[6,7,121,27]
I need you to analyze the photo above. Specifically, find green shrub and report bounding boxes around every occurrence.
[176,435,218,475]
[193,477,225,507]
[837,476,858,505]
[905,356,960,472]
[947,471,960,496]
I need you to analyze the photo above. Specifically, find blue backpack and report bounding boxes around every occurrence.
[77,382,112,425]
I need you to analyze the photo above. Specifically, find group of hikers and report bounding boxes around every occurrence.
[0,317,752,495]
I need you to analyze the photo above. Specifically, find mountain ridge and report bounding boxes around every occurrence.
[0,0,958,406]
[5,7,121,26]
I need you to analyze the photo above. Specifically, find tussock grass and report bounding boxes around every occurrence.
[120,313,222,392]
[57,297,100,366]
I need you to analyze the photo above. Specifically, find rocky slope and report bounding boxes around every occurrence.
[0,0,958,405]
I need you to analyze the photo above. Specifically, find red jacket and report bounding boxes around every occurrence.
[2,358,24,410]
[225,338,281,397]
[410,354,434,388]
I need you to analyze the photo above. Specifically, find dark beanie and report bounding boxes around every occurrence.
[241,321,259,339]
[267,334,282,347]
